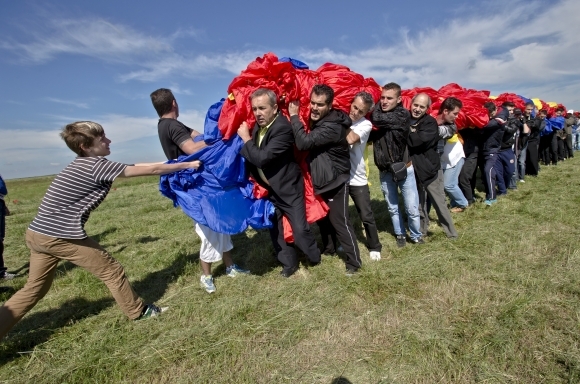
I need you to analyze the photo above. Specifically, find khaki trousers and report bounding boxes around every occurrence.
[0,230,144,340]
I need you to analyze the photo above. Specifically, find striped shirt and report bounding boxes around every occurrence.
[28,157,127,239]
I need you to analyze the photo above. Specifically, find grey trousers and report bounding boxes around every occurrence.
[417,170,458,238]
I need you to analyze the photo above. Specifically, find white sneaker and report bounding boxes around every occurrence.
[369,251,381,261]
[1,272,15,280]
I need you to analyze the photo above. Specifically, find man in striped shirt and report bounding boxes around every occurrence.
[0,121,201,340]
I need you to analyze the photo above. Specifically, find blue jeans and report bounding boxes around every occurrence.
[379,166,422,240]
[443,157,468,208]
[517,141,528,181]
[573,132,580,150]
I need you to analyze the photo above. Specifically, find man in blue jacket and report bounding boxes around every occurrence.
[481,102,508,206]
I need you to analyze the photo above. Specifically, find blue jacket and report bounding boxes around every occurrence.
[0,175,7,198]
[159,100,275,235]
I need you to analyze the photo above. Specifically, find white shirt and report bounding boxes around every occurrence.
[441,135,465,169]
[348,117,372,186]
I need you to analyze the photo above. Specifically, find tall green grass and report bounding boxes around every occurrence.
[0,158,579,383]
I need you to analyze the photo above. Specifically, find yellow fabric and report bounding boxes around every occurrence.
[489,95,497,99]
[547,101,558,107]
[364,143,371,186]
[532,98,543,110]
[228,93,235,101]
[256,115,277,185]
[447,134,459,143]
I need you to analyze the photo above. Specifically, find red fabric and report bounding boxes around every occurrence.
[401,83,491,129]
[490,93,527,111]
[222,53,380,242]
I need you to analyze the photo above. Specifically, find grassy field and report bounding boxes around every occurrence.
[0,157,579,383]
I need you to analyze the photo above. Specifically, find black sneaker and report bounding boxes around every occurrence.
[396,235,406,248]
[138,304,168,319]
[411,237,425,244]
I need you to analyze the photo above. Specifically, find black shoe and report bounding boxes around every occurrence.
[396,235,406,248]
[309,260,321,268]
[280,266,299,278]
[345,267,359,276]
[411,237,425,244]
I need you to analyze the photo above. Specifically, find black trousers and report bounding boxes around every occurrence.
[557,137,566,160]
[268,185,320,271]
[565,135,574,158]
[525,139,539,176]
[349,184,382,252]
[539,135,551,165]
[548,132,558,165]
[0,199,5,273]
[317,183,362,271]
[459,152,478,205]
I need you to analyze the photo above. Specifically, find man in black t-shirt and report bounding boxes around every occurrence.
[150,88,248,294]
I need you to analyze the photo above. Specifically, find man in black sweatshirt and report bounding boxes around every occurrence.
[289,85,362,275]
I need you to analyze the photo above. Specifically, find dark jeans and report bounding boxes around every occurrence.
[0,199,5,273]
[317,183,362,271]
[459,152,478,205]
[496,149,515,195]
[349,184,382,252]
[268,186,320,270]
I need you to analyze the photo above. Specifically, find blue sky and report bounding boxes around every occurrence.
[1,0,578,179]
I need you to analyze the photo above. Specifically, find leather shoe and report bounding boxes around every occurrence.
[280,266,299,278]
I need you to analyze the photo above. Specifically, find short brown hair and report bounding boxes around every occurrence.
[60,121,104,156]
[150,88,176,117]
[382,82,402,98]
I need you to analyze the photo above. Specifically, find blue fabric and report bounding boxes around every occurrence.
[0,175,7,197]
[517,95,535,117]
[280,57,309,69]
[541,116,564,136]
[159,99,275,234]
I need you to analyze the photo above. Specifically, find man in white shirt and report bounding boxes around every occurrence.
[345,92,383,260]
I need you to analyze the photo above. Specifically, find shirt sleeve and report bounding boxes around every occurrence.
[169,121,194,147]
[92,158,128,183]
[352,120,372,146]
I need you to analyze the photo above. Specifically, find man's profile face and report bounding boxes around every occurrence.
[556,110,562,117]
[251,95,278,127]
[539,111,547,119]
[349,97,370,122]
[506,106,515,115]
[410,95,429,119]
[380,89,401,112]
[310,93,331,122]
[525,105,533,116]
[443,107,461,124]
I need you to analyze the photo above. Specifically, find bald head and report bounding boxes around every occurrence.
[410,93,431,119]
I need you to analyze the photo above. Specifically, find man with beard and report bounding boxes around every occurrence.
[369,83,422,247]
[238,88,320,278]
[289,85,362,275]
[407,93,458,239]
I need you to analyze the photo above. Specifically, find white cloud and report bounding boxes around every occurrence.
[296,0,580,107]
[1,18,171,64]
[46,97,89,109]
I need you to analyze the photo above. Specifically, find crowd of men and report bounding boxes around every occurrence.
[0,82,577,341]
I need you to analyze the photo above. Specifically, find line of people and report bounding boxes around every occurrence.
[1,83,576,342]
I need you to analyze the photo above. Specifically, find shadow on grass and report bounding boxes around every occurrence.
[0,249,203,361]
[331,377,353,384]
[0,297,114,365]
